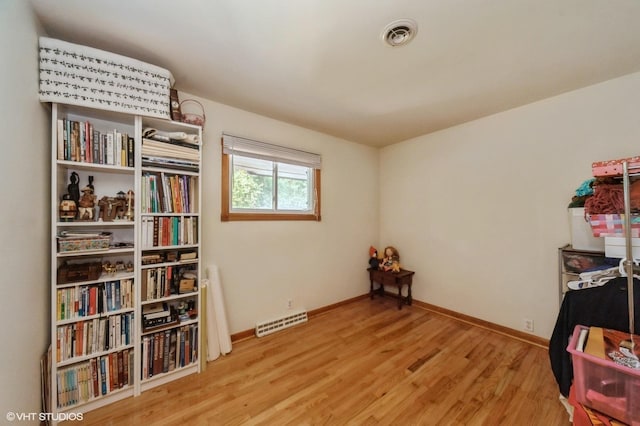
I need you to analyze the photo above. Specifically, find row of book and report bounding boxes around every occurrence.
[141,325,198,379]
[141,216,198,248]
[57,348,134,408]
[56,279,134,321]
[141,138,199,172]
[140,172,198,214]
[56,118,134,167]
[141,265,198,302]
[56,313,134,363]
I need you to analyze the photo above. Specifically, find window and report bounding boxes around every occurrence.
[221,134,321,221]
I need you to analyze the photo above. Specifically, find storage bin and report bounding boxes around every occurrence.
[588,213,640,238]
[604,237,640,259]
[570,208,605,251]
[567,325,640,425]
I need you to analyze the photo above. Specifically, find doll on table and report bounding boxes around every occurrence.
[380,246,400,272]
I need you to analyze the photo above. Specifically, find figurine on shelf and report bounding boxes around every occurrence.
[102,261,117,275]
[78,186,96,220]
[59,194,77,221]
[124,189,134,221]
[380,246,401,272]
[68,172,80,208]
[114,191,128,220]
[98,196,126,222]
[177,301,189,321]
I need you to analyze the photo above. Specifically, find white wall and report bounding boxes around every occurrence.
[0,0,50,421]
[181,93,379,333]
[379,72,640,338]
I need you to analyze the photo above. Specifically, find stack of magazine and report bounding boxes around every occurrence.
[142,302,177,330]
[141,128,199,172]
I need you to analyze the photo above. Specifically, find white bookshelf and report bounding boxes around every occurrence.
[48,102,202,421]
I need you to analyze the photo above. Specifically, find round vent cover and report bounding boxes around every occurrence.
[381,19,418,47]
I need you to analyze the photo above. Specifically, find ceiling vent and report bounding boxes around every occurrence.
[381,19,418,47]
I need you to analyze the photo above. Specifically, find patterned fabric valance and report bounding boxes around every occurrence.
[39,37,173,119]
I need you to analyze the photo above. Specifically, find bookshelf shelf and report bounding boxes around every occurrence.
[56,247,134,258]
[56,344,136,368]
[57,221,135,228]
[57,385,134,412]
[141,290,199,305]
[55,272,135,288]
[141,166,200,176]
[140,259,198,270]
[139,363,198,389]
[55,307,136,326]
[141,212,201,217]
[57,160,135,174]
[141,244,199,251]
[48,102,203,421]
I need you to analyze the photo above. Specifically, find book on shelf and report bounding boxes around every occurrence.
[144,216,198,248]
[41,346,52,414]
[56,118,134,166]
[180,251,197,261]
[141,172,197,214]
[142,336,149,379]
[162,329,171,373]
[55,313,133,362]
[117,351,124,389]
[153,333,161,376]
[141,325,198,380]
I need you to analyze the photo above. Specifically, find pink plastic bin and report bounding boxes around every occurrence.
[567,325,640,425]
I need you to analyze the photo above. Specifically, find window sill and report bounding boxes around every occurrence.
[221,212,321,222]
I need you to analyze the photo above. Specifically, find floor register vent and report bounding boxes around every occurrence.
[255,310,308,337]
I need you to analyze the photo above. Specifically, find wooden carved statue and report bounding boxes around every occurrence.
[98,196,126,222]
[78,186,96,220]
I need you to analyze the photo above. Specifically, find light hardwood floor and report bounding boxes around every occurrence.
[74,297,570,425]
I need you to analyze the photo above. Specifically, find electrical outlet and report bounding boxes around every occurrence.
[524,318,534,332]
[287,299,293,310]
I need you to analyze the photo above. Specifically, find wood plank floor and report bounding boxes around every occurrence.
[74,297,570,425]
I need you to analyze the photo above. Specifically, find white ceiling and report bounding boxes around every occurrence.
[29,0,640,147]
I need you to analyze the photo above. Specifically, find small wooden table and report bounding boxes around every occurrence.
[368,268,415,309]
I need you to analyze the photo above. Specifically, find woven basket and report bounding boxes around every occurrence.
[180,99,206,127]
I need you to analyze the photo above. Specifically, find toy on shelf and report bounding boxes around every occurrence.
[368,246,380,270]
[380,246,401,273]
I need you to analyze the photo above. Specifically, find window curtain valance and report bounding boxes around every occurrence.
[39,37,173,119]
[222,133,322,169]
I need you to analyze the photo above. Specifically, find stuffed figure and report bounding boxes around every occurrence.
[380,246,400,272]
[369,246,380,270]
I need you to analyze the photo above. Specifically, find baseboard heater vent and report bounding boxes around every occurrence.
[255,310,308,337]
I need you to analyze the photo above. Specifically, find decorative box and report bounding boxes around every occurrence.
[57,235,111,253]
[588,214,640,238]
[57,261,102,284]
[39,37,173,119]
[592,156,640,177]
